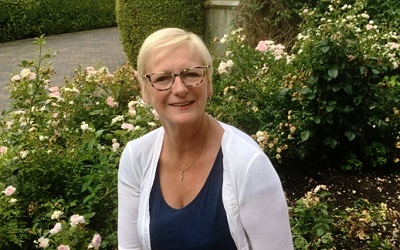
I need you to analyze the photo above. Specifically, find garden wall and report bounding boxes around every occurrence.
[206,0,239,40]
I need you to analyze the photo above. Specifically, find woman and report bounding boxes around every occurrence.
[118,28,293,250]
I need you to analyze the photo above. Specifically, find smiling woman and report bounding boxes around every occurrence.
[117,27,294,250]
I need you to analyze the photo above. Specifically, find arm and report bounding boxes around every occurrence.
[118,144,143,250]
[239,154,294,250]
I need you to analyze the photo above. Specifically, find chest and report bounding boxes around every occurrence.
[149,149,237,249]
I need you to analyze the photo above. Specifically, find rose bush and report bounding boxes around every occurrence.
[0,0,399,248]
[0,36,160,248]
[209,0,400,170]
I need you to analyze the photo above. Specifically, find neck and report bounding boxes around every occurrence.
[164,114,210,153]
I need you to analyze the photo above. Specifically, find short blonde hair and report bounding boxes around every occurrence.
[137,28,213,99]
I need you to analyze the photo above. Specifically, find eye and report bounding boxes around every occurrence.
[152,73,172,83]
[182,69,202,78]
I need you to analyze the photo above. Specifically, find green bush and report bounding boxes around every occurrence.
[210,0,400,170]
[0,0,116,42]
[290,185,399,249]
[234,0,400,52]
[0,26,398,249]
[233,0,318,49]
[0,36,159,249]
[116,0,206,66]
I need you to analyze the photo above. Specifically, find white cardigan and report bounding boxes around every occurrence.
[118,122,294,250]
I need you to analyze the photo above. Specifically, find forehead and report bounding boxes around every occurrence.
[146,44,203,72]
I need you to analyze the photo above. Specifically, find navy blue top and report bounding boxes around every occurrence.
[149,148,237,250]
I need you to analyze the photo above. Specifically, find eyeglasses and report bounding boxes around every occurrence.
[142,66,209,91]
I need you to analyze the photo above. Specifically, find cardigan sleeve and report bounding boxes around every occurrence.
[239,153,294,250]
[118,142,143,250]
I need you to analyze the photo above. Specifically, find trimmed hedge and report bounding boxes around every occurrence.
[116,0,206,67]
[0,0,116,42]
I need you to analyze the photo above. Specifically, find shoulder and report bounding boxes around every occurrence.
[120,127,164,167]
[219,121,277,181]
[118,127,163,182]
[124,127,164,152]
[219,121,263,155]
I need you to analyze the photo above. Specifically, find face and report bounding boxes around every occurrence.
[143,45,212,127]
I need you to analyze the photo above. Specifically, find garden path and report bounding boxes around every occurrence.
[0,27,127,112]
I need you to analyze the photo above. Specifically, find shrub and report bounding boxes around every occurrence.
[210,0,400,170]
[116,0,206,66]
[0,25,398,249]
[0,36,160,249]
[233,0,318,49]
[0,0,116,42]
[290,185,399,249]
[233,0,400,51]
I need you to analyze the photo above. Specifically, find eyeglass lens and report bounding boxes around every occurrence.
[146,67,207,90]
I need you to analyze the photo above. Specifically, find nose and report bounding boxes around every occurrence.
[171,74,188,95]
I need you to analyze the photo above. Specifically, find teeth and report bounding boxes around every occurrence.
[173,102,191,107]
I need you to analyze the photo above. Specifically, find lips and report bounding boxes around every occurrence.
[170,101,194,107]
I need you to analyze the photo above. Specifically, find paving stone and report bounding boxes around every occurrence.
[0,27,127,112]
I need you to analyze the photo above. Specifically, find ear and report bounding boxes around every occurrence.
[207,83,213,98]
[138,76,151,104]
[141,87,151,105]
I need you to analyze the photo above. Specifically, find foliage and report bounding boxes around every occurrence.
[0,184,28,248]
[233,0,400,51]
[290,185,399,249]
[0,36,160,249]
[0,0,116,42]
[290,185,337,249]
[210,0,400,170]
[233,0,318,49]
[116,0,206,67]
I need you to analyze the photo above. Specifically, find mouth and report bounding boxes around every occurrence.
[170,101,194,107]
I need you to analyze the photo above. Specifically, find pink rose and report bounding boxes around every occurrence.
[37,237,49,248]
[49,86,61,99]
[91,234,102,249]
[255,40,268,52]
[57,245,70,250]
[70,214,85,227]
[2,185,16,196]
[121,122,134,131]
[50,222,62,235]
[0,146,7,154]
[106,96,119,108]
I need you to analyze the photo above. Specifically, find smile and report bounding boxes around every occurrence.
[170,101,194,107]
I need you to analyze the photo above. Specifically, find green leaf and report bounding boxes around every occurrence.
[372,68,380,75]
[89,109,102,115]
[300,87,311,95]
[309,74,318,84]
[279,87,290,96]
[313,116,321,124]
[300,130,311,142]
[343,84,353,94]
[83,194,93,204]
[324,137,338,148]
[321,46,330,53]
[328,68,338,78]
[95,129,104,138]
[317,228,324,237]
[343,105,354,113]
[82,181,90,192]
[353,95,362,105]
[360,66,367,75]
[326,101,336,112]
[87,138,96,152]
[331,84,342,92]
[345,130,356,141]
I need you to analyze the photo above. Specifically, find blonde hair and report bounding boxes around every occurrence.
[137,28,213,99]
